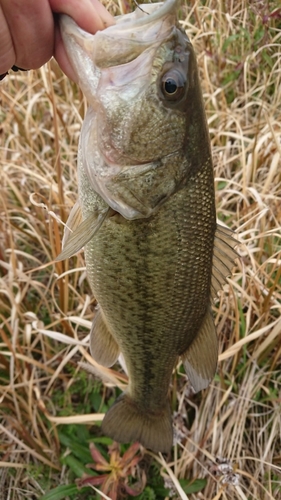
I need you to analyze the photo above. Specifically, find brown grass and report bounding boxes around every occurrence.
[0,0,281,499]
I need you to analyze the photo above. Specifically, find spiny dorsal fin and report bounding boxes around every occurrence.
[211,224,238,297]
[56,206,114,261]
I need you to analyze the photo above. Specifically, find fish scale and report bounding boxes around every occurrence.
[58,0,237,452]
[82,160,215,410]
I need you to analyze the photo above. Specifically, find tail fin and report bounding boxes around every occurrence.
[102,394,173,453]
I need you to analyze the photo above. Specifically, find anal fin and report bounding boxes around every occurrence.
[181,308,218,392]
[90,308,120,367]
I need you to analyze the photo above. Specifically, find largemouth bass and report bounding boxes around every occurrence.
[58,0,237,453]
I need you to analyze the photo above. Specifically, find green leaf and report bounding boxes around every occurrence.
[135,486,157,499]
[40,484,79,500]
[58,431,92,463]
[222,70,241,86]
[62,455,97,478]
[92,436,113,446]
[217,181,227,190]
[179,478,207,494]
[90,390,103,412]
[222,34,239,52]
[262,50,274,69]
[76,425,91,442]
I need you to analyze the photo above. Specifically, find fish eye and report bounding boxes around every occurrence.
[161,69,186,101]
[164,78,178,95]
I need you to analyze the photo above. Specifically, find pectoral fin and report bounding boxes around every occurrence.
[181,308,218,392]
[56,206,114,261]
[90,308,120,367]
[212,224,238,297]
[61,201,83,250]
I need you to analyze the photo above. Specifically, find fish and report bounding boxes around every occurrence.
[57,0,237,453]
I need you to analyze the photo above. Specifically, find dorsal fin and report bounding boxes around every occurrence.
[211,224,238,297]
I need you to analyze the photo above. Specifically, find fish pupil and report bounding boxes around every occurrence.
[164,78,177,94]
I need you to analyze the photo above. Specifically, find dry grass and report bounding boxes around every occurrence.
[0,0,280,499]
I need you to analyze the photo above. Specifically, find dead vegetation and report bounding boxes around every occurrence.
[0,0,280,499]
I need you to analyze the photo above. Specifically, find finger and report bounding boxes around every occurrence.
[53,23,78,82]
[0,5,16,73]
[52,0,115,81]
[50,0,115,33]
[1,0,54,70]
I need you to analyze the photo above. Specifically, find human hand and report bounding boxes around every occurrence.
[0,0,114,81]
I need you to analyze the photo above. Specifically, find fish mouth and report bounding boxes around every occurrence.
[113,0,180,29]
[60,0,179,76]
